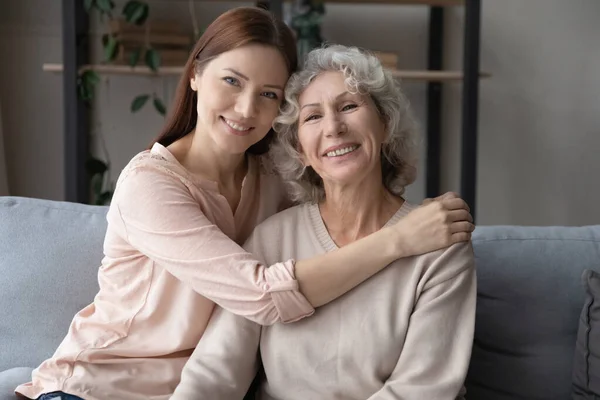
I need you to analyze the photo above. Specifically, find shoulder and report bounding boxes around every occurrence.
[252,203,308,238]
[242,204,310,260]
[114,150,198,196]
[111,151,207,211]
[411,242,475,291]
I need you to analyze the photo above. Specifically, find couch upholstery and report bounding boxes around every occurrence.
[1,196,599,400]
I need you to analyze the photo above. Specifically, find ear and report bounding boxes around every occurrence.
[190,74,199,92]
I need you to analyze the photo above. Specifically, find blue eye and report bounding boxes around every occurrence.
[262,92,279,100]
[223,76,240,86]
[342,104,357,111]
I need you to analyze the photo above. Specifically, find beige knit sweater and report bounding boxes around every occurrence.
[172,202,477,400]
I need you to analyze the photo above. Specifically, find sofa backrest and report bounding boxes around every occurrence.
[0,197,108,371]
[2,196,600,400]
[467,225,600,400]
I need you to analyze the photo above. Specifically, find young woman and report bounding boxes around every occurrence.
[16,7,474,400]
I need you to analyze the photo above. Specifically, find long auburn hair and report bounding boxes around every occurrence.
[149,7,298,155]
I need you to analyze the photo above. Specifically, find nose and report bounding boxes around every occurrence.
[234,90,258,119]
[323,113,346,138]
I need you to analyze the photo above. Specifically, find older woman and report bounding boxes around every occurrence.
[171,45,476,400]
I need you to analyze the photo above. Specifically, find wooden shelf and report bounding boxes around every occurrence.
[43,63,490,82]
[391,69,491,81]
[194,0,464,5]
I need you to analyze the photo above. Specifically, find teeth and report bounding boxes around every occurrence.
[326,145,358,157]
[224,118,251,132]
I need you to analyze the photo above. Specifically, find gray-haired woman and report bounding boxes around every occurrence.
[172,44,476,400]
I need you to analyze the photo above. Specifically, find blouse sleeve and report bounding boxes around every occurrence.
[110,164,314,325]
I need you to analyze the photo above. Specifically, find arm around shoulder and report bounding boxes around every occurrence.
[111,164,313,325]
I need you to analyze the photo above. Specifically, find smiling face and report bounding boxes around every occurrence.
[190,43,289,155]
[297,71,387,189]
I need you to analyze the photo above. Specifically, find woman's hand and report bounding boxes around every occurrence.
[392,192,474,257]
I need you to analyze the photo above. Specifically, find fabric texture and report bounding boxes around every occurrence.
[466,225,600,400]
[0,198,107,372]
[573,269,600,398]
[173,202,476,400]
[0,368,33,400]
[14,144,313,400]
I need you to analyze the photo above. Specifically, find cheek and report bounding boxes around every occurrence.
[259,101,281,124]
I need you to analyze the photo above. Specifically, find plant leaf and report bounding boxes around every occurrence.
[97,191,113,205]
[104,35,119,62]
[131,94,150,112]
[84,0,95,13]
[91,174,103,198]
[123,1,149,25]
[145,48,160,72]
[132,3,149,25]
[122,0,140,18]
[129,47,142,67]
[86,158,108,176]
[83,70,101,85]
[78,80,92,102]
[96,0,114,13]
[153,97,166,116]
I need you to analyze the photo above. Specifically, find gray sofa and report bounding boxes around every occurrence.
[1,196,599,400]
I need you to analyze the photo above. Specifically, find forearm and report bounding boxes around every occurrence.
[295,226,404,307]
[172,307,261,400]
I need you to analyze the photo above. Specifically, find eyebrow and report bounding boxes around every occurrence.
[223,68,284,91]
[300,91,352,111]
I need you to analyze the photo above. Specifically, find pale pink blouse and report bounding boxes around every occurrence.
[15,143,314,400]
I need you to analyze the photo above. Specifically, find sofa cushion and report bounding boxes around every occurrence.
[0,197,108,371]
[0,368,33,400]
[466,225,600,400]
[573,269,600,398]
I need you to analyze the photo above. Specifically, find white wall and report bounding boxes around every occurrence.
[452,0,600,226]
[1,0,598,225]
[0,0,64,200]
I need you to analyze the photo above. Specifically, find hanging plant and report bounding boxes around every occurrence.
[80,0,166,116]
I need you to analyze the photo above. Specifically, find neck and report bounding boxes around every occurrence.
[175,129,247,188]
[319,170,404,247]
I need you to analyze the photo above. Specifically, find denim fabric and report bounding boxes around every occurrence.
[37,392,84,400]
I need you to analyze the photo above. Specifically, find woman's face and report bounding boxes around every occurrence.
[297,71,387,188]
[190,44,288,155]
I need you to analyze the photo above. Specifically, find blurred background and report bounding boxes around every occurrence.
[0,0,598,226]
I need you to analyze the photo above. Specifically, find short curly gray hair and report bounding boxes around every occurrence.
[271,44,419,203]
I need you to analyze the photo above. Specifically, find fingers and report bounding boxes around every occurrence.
[450,231,472,243]
[440,197,471,213]
[439,191,460,200]
[450,220,475,234]
[448,209,473,223]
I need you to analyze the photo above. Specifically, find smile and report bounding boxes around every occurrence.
[222,117,252,132]
[325,145,359,158]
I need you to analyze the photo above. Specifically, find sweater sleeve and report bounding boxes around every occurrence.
[171,306,261,400]
[366,243,477,400]
[111,164,314,325]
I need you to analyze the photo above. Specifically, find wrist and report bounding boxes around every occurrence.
[383,225,409,261]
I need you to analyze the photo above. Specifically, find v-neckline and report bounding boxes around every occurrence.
[150,142,257,219]
[307,201,413,252]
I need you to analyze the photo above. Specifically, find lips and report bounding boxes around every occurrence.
[222,117,253,132]
[322,143,360,157]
